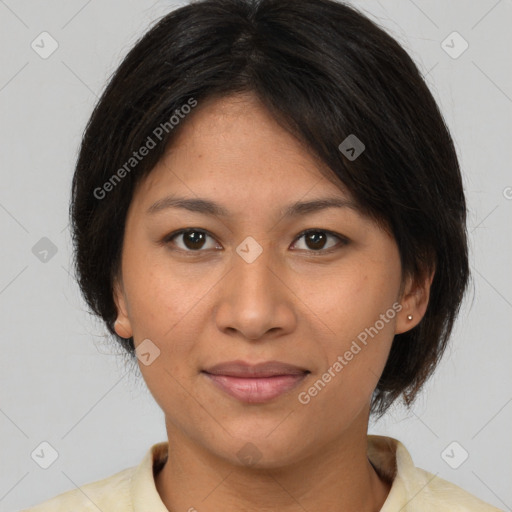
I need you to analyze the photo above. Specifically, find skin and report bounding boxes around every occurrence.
[113,91,432,512]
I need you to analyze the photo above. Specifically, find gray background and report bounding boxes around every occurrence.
[1,1,511,510]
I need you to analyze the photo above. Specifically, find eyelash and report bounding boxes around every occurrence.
[162,228,349,256]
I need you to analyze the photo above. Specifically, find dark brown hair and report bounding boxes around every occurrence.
[70,0,469,418]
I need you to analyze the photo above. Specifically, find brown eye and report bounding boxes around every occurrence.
[305,231,327,250]
[292,229,347,252]
[181,230,207,250]
[166,229,220,251]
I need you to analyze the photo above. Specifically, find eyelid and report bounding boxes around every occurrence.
[163,228,349,253]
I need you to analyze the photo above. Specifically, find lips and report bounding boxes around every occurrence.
[202,360,310,403]
[203,360,309,378]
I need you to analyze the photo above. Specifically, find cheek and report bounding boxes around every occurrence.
[122,250,218,345]
[319,264,399,338]
[307,258,400,400]
[299,318,396,431]
[125,262,209,414]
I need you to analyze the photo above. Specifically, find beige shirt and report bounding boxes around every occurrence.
[21,435,502,511]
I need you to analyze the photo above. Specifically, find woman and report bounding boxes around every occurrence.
[22,0,502,510]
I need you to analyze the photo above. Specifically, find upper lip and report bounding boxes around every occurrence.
[202,360,310,378]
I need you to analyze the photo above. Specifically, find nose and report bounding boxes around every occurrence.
[214,241,297,341]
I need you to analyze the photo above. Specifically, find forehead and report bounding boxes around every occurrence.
[133,92,354,209]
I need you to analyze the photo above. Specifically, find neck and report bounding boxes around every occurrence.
[155,410,391,512]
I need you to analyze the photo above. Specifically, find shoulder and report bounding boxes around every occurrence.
[19,465,136,512]
[407,466,504,511]
[368,435,503,511]
[18,441,168,512]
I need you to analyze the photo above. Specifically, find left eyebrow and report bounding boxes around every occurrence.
[146,195,361,218]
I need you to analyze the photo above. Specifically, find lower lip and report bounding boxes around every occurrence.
[202,372,308,403]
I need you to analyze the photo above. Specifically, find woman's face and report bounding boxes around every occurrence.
[114,92,424,466]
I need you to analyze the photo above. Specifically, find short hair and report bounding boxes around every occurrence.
[70,0,469,418]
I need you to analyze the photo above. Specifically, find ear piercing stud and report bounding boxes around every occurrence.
[407,314,413,321]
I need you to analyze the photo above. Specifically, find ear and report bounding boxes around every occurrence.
[395,268,435,334]
[113,276,133,339]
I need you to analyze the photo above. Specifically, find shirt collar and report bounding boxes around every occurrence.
[369,434,443,511]
[130,441,169,512]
